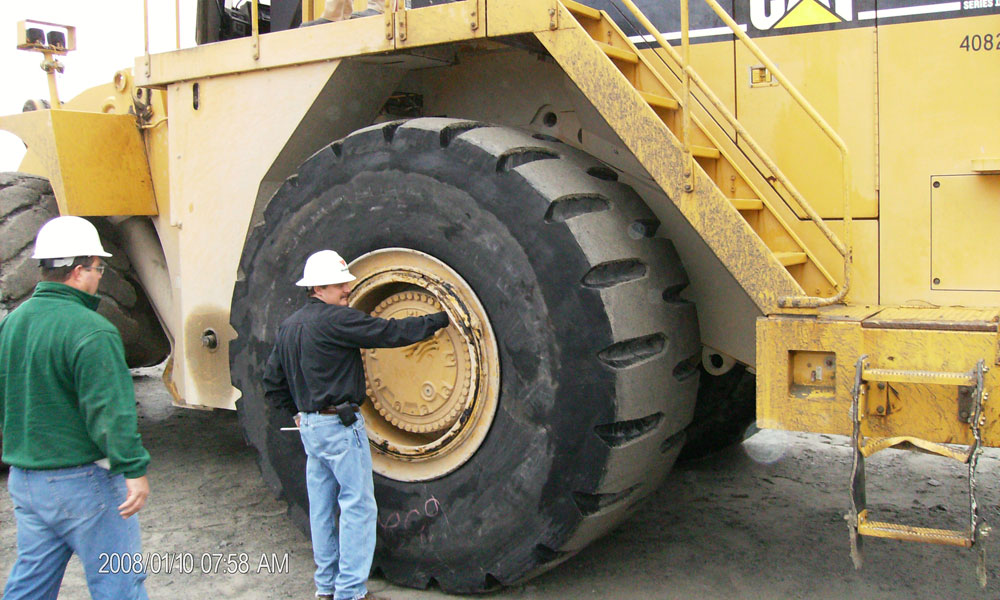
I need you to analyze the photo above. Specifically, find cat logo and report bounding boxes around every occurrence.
[751,0,853,30]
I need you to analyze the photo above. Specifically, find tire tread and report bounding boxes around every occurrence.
[229,119,701,592]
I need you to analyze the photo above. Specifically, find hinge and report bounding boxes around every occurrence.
[469,0,480,31]
[398,8,407,41]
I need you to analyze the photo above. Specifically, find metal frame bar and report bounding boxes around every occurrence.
[252,0,260,60]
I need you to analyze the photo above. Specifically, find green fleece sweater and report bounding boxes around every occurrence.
[0,282,150,477]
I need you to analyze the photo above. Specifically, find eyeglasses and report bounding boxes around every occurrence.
[84,264,106,274]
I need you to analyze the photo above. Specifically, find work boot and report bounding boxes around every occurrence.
[360,593,390,600]
[315,595,332,600]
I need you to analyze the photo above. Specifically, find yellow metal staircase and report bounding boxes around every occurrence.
[536,0,848,314]
[532,1,989,582]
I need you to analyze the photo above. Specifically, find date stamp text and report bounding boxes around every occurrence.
[98,552,289,575]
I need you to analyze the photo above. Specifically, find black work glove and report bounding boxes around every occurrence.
[430,311,449,329]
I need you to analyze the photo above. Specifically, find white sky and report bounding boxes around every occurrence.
[0,1,197,171]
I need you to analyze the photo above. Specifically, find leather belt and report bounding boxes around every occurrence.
[317,404,359,415]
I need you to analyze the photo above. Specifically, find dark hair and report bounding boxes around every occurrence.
[39,256,96,282]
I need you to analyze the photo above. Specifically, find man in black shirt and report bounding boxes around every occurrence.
[263,250,448,600]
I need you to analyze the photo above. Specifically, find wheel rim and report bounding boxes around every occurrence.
[348,248,500,482]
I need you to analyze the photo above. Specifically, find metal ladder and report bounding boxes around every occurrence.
[847,356,991,586]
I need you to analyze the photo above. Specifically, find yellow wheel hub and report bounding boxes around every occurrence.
[365,291,471,434]
[348,248,500,482]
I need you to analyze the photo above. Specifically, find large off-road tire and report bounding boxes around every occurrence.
[678,364,757,461]
[230,119,700,592]
[0,172,169,367]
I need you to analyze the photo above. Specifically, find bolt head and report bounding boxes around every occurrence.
[201,331,218,350]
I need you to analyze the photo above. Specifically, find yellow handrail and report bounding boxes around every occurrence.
[616,0,852,308]
[143,0,150,77]
[252,0,260,60]
[680,0,692,189]
[141,0,183,75]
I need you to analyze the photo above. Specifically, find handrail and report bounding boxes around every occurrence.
[616,0,852,308]
[252,0,260,60]
[680,0,692,187]
[141,0,184,76]
[143,0,150,77]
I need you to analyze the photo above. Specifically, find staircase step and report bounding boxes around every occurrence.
[691,145,721,159]
[595,41,639,64]
[775,252,807,267]
[731,198,764,211]
[858,519,972,548]
[564,0,602,21]
[862,368,976,387]
[639,90,679,111]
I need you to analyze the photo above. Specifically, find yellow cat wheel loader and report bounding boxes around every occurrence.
[2,0,999,591]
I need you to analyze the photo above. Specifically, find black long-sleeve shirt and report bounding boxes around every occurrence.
[262,298,449,415]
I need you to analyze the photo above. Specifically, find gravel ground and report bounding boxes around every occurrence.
[2,368,999,599]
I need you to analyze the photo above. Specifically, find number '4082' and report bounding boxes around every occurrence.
[960,34,998,51]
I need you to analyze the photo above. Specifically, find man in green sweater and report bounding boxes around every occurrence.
[0,216,151,600]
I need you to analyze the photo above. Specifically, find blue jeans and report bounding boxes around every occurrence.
[299,411,376,600]
[3,463,148,600]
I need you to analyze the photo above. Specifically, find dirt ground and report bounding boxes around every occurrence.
[3,367,1000,599]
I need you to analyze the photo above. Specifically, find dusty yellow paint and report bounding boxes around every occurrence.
[734,27,876,220]
[879,14,1000,308]
[535,18,803,316]
[0,109,156,216]
[930,174,1000,291]
[758,308,1000,445]
[789,350,836,389]
[610,0,846,308]
[488,0,561,35]
[161,59,361,408]
[136,16,392,87]
[394,0,486,47]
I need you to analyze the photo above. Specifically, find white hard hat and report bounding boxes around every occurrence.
[32,216,112,264]
[295,250,356,287]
